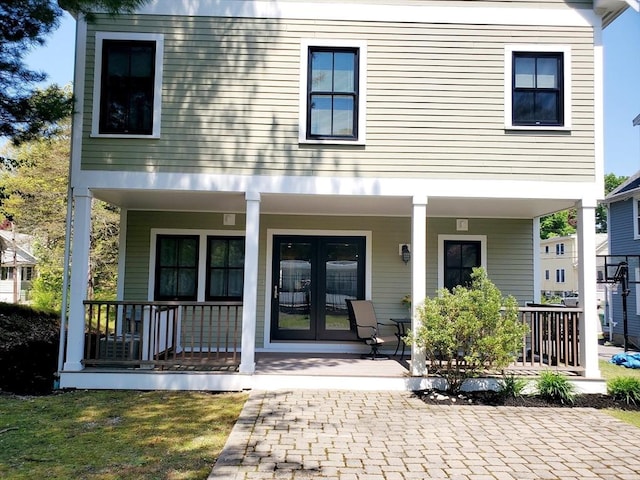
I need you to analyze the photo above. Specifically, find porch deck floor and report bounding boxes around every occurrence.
[255,352,411,377]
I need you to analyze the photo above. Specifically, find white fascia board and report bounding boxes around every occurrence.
[595,0,640,12]
[137,0,599,28]
[76,170,600,203]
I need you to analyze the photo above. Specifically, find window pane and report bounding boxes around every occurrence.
[333,52,355,92]
[513,91,535,123]
[130,45,154,77]
[332,96,354,136]
[228,240,245,267]
[209,239,228,267]
[159,238,177,266]
[514,57,535,88]
[178,238,198,266]
[209,270,225,297]
[228,270,244,297]
[310,95,332,135]
[461,244,479,268]
[535,92,558,123]
[536,57,558,88]
[177,270,197,296]
[158,269,176,297]
[311,52,333,91]
[446,243,462,268]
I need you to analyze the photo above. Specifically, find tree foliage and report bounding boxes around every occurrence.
[596,173,628,233]
[0,0,149,144]
[406,268,528,394]
[0,109,120,310]
[540,172,628,238]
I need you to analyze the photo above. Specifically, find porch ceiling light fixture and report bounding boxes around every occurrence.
[401,244,411,264]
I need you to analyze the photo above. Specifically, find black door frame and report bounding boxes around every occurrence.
[271,234,366,341]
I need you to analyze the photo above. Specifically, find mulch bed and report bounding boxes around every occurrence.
[414,390,640,410]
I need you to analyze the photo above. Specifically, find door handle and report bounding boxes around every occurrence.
[273,285,278,299]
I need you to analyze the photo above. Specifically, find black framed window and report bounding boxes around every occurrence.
[307,47,358,140]
[100,40,156,134]
[154,235,199,300]
[206,237,245,300]
[444,240,481,291]
[512,52,563,126]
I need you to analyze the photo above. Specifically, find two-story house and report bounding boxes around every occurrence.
[602,165,640,350]
[58,0,638,392]
[540,233,608,302]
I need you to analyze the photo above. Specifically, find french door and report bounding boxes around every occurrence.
[271,235,365,341]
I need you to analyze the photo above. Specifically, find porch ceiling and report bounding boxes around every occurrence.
[92,189,575,219]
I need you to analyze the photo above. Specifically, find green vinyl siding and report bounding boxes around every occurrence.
[82,13,595,182]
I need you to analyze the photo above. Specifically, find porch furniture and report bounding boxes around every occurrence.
[390,318,411,360]
[346,300,397,360]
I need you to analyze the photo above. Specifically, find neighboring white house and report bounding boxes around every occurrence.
[0,229,37,303]
[540,233,607,302]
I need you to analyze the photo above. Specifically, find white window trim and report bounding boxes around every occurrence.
[91,32,164,138]
[298,39,367,145]
[634,197,640,240]
[504,44,572,131]
[148,228,245,301]
[437,235,487,290]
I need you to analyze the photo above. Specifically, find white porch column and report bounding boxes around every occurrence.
[64,189,93,371]
[411,195,428,376]
[533,217,541,303]
[577,199,600,379]
[239,191,260,374]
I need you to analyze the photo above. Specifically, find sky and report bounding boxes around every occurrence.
[24,8,640,178]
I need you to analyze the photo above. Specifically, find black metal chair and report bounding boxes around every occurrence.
[346,299,396,360]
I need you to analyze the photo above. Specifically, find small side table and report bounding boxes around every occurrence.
[390,318,411,360]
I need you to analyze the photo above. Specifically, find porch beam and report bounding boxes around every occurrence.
[64,189,93,371]
[577,199,601,378]
[239,191,260,374]
[410,195,428,376]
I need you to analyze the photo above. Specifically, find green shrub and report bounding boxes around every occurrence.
[0,303,60,395]
[406,268,528,394]
[608,377,640,405]
[536,370,576,404]
[498,373,528,399]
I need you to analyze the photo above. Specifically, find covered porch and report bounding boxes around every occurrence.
[60,179,603,391]
[59,299,599,392]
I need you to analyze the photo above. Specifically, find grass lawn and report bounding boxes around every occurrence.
[0,390,247,480]
[599,359,640,428]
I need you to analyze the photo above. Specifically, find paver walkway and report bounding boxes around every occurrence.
[209,390,640,480]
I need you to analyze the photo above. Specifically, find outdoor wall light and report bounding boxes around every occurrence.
[401,244,411,264]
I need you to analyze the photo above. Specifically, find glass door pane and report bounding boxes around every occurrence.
[273,240,314,340]
[319,240,362,340]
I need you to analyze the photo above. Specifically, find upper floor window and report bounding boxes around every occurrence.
[299,39,367,145]
[544,245,549,254]
[556,243,565,255]
[556,268,565,283]
[545,270,550,280]
[504,45,571,130]
[92,32,164,138]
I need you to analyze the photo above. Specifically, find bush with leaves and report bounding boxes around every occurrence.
[406,268,528,394]
[608,377,640,405]
[536,370,576,405]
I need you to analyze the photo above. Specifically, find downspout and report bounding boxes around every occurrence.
[56,13,85,386]
[56,187,74,384]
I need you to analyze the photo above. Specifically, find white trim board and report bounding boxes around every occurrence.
[136,1,599,27]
